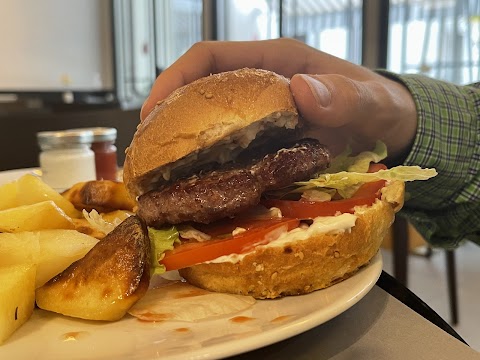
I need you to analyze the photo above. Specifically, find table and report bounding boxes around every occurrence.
[230,272,479,359]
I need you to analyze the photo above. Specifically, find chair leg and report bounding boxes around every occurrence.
[392,216,409,286]
[445,250,459,325]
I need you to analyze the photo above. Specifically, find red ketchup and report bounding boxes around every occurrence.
[88,127,118,180]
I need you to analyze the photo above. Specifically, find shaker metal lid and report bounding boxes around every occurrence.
[37,129,94,149]
[69,127,117,142]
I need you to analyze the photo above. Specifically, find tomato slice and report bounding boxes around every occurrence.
[353,179,386,198]
[191,211,283,238]
[368,163,387,172]
[161,218,300,271]
[262,176,386,219]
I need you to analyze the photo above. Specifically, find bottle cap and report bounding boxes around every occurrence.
[69,127,117,143]
[37,129,94,150]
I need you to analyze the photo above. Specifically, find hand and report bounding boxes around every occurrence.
[141,38,417,163]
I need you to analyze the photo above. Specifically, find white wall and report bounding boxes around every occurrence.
[0,0,114,91]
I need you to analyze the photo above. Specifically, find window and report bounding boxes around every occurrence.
[216,0,363,64]
[388,0,480,84]
[216,0,280,41]
[281,0,363,64]
[154,0,203,72]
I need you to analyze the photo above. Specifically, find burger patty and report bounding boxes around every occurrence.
[139,170,263,225]
[254,139,331,190]
[138,139,330,226]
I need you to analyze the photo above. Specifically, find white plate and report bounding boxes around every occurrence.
[0,168,382,359]
[0,253,382,360]
[0,168,40,185]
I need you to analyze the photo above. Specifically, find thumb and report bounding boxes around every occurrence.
[290,73,389,155]
[291,73,377,129]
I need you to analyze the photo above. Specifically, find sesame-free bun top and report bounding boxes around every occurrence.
[123,68,298,197]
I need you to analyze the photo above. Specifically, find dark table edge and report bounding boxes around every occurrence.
[376,271,468,346]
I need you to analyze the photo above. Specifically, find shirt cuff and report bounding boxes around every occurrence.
[375,70,480,247]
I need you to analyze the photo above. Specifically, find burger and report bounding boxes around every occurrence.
[123,68,435,299]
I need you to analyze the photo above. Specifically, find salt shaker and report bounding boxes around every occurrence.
[37,129,96,192]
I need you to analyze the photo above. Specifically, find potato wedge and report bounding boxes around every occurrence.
[36,216,150,321]
[16,174,81,218]
[0,201,74,233]
[0,230,97,288]
[0,232,40,267]
[62,180,136,213]
[36,230,98,288]
[0,181,18,211]
[71,218,107,239]
[0,264,36,344]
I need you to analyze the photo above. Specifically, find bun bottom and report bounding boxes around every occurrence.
[179,182,403,299]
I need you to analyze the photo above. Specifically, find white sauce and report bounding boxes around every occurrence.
[206,213,357,264]
[151,112,297,190]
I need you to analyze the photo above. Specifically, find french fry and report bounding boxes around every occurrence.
[16,174,81,218]
[0,201,74,233]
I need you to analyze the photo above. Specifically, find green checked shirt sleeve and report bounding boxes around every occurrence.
[379,72,480,248]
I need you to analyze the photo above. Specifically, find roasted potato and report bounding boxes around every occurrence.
[0,181,18,211]
[0,264,36,344]
[0,230,98,288]
[36,216,150,321]
[62,180,136,213]
[0,201,74,233]
[71,218,108,239]
[0,232,40,267]
[36,230,99,288]
[15,174,81,218]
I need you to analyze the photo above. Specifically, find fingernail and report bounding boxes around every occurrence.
[300,75,331,107]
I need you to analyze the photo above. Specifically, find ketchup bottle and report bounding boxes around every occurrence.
[89,127,118,180]
[69,127,118,180]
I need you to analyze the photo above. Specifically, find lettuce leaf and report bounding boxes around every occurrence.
[290,141,436,198]
[296,166,437,198]
[148,226,180,275]
[325,141,387,173]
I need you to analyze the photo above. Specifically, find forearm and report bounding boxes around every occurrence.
[379,72,480,247]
